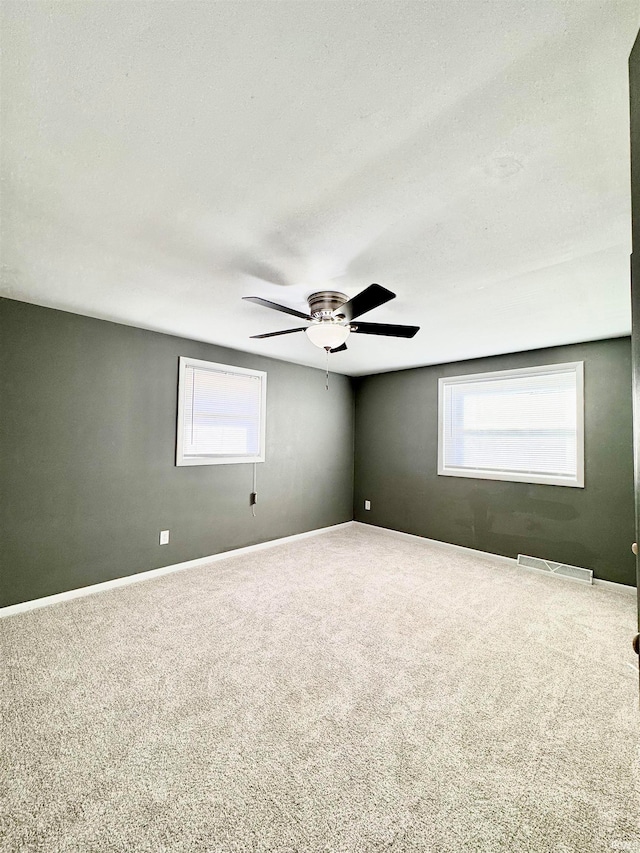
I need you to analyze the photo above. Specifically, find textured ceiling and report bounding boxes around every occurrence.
[1,1,638,375]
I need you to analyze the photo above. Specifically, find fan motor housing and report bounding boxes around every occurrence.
[307,291,348,319]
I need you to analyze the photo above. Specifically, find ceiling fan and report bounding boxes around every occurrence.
[243,284,419,353]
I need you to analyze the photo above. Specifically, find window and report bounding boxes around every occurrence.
[438,362,584,487]
[176,357,266,466]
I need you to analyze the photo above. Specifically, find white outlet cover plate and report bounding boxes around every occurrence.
[159,530,170,545]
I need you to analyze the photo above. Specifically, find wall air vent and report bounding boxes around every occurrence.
[516,554,593,585]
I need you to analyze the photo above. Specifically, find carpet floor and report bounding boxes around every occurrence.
[1,524,638,852]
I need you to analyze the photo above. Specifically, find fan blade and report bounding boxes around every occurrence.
[337,283,395,321]
[350,322,419,338]
[330,343,348,353]
[250,327,307,339]
[243,296,311,320]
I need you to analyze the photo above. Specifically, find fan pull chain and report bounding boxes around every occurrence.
[325,348,330,391]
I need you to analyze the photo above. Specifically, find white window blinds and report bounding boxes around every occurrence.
[176,357,266,466]
[438,362,584,487]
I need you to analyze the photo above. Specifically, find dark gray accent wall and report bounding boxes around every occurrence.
[353,339,635,586]
[0,299,354,607]
[2,298,635,605]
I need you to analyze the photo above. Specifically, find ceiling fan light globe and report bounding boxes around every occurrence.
[305,323,350,350]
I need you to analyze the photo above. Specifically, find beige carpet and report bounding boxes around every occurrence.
[1,524,638,852]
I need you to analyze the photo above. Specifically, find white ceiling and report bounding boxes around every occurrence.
[2,1,638,376]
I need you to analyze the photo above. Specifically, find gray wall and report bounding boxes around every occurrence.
[0,299,354,607]
[353,338,636,585]
[2,299,635,606]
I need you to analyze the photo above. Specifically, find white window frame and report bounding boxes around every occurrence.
[437,361,584,488]
[176,356,267,466]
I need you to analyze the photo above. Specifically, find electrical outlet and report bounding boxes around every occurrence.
[159,530,170,545]
[364,500,371,510]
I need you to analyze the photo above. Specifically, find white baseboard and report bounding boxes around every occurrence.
[592,577,637,593]
[354,522,636,594]
[0,521,355,619]
[354,521,517,565]
[3,519,634,618]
